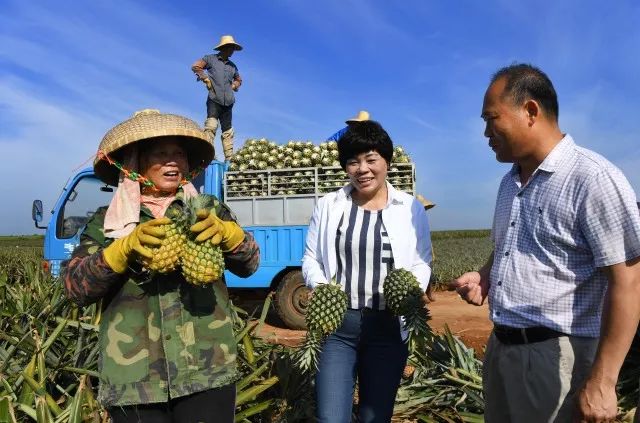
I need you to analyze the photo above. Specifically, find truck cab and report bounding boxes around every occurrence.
[33,168,115,275]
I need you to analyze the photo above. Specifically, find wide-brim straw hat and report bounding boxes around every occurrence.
[345,110,370,124]
[214,35,243,51]
[416,194,436,210]
[94,109,214,186]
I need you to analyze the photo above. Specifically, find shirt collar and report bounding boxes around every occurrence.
[537,134,575,173]
[140,186,186,218]
[334,181,403,206]
[509,133,575,177]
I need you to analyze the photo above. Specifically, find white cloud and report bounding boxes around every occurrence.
[407,114,442,132]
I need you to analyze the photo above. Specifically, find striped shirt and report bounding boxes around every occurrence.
[490,135,640,337]
[335,201,394,310]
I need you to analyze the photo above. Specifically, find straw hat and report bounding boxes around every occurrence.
[345,110,370,124]
[214,35,243,51]
[94,109,214,186]
[416,194,436,210]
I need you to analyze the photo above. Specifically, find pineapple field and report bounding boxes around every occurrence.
[1,235,639,422]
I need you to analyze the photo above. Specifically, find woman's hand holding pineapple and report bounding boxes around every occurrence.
[190,209,244,252]
[102,218,171,273]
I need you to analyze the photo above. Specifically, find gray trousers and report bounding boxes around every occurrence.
[483,332,598,422]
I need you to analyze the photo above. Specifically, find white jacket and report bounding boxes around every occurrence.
[302,182,432,292]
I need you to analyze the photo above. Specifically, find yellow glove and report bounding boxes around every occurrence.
[190,209,245,252]
[204,78,213,90]
[102,218,170,273]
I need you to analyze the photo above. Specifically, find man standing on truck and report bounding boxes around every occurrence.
[192,35,243,161]
[327,110,370,141]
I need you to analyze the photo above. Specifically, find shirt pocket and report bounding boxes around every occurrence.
[99,302,152,384]
[531,196,582,257]
[224,65,235,83]
[207,64,218,78]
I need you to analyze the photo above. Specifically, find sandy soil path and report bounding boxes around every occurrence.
[426,290,492,355]
[244,290,493,355]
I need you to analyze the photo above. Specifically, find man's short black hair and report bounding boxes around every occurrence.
[491,63,559,121]
[337,120,393,169]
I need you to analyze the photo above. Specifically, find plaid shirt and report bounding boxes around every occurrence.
[192,54,241,106]
[489,135,640,337]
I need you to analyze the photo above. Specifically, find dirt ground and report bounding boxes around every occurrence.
[426,290,492,355]
[247,290,493,355]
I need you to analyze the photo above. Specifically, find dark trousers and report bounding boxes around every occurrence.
[206,99,233,132]
[315,309,408,423]
[107,383,236,423]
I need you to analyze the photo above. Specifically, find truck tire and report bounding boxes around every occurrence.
[274,270,310,330]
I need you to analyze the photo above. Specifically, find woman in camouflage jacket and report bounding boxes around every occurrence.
[62,110,259,423]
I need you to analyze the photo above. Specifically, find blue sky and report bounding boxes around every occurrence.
[1,0,639,235]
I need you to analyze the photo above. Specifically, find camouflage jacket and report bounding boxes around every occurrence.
[61,193,260,407]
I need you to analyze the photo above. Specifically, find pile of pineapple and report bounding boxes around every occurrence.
[228,139,341,171]
[140,194,226,285]
[226,138,413,198]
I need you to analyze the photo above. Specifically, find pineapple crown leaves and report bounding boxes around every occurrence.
[180,194,220,227]
[164,203,188,227]
[293,330,323,374]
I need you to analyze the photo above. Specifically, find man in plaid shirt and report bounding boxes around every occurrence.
[452,63,640,422]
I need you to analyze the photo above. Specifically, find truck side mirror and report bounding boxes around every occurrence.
[32,200,46,229]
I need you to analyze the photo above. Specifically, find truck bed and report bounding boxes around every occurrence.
[224,163,415,226]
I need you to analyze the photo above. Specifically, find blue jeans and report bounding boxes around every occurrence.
[316,309,408,423]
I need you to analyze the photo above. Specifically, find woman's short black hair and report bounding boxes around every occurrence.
[337,120,393,169]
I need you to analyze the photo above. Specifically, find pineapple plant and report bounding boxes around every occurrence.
[383,268,431,347]
[179,194,226,285]
[139,206,186,273]
[295,281,347,373]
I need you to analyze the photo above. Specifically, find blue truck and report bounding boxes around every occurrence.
[32,160,416,329]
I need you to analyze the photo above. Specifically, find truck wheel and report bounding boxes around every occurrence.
[274,270,309,330]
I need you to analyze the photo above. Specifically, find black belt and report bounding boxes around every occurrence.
[493,324,566,345]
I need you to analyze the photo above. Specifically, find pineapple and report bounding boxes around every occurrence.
[295,281,347,373]
[139,206,185,273]
[383,268,431,347]
[392,145,411,164]
[179,194,226,285]
[305,282,347,334]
